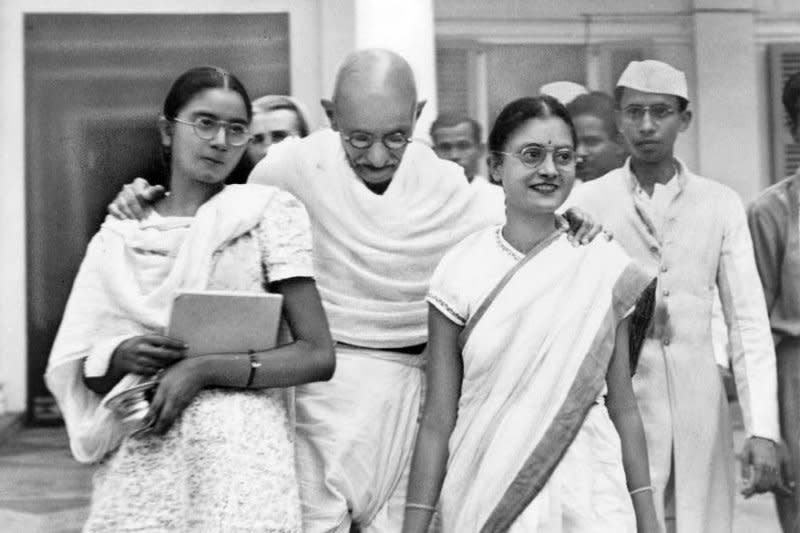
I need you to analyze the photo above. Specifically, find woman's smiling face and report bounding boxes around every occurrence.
[493,116,576,217]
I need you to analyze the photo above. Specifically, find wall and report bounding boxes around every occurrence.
[434,0,800,201]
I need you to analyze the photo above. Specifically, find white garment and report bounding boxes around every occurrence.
[567,158,779,531]
[249,129,504,348]
[428,228,646,532]
[633,177,732,368]
[632,174,680,236]
[45,185,280,463]
[248,129,504,532]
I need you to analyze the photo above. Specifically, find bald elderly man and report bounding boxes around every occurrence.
[109,49,599,532]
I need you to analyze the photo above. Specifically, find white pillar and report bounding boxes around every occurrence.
[692,0,761,200]
[0,1,28,414]
[353,0,438,142]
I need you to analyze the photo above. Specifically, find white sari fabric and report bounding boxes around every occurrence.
[427,228,653,533]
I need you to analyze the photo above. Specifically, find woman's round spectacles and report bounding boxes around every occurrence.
[170,117,251,147]
[494,145,576,169]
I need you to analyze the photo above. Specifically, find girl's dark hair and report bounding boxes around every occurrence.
[783,71,800,135]
[160,66,252,180]
[488,95,577,157]
[163,65,252,122]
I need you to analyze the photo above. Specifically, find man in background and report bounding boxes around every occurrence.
[430,114,486,184]
[568,59,782,532]
[748,70,800,532]
[567,91,627,183]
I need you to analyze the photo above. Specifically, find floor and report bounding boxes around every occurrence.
[0,405,784,533]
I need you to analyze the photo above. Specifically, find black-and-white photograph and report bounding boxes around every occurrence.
[2,0,800,531]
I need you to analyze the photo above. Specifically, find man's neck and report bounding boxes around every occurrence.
[630,157,678,197]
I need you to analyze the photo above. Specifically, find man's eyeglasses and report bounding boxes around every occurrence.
[170,117,251,147]
[342,131,412,151]
[621,104,676,124]
[494,145,576,169]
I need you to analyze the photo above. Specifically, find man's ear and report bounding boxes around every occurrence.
[157,116,173,147]
[678,109,692,133]
[487,153,503,184]
[415,100,427,120]
[613,109,624,137]
[321,99,338,131]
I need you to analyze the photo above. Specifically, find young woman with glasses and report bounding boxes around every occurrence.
[402,95,660,533]
[45,66,334,533]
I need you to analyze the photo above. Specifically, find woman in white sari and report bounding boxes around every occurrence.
[45,66,335,532]
[402,96,660,533]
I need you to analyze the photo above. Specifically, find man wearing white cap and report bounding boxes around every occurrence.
[539,80,589,106]
[567,59,783,532]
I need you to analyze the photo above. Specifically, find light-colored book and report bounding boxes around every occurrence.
[166,290,283,356]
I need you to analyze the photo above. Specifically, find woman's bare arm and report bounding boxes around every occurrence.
[606,317,660,533]
[402,305,464,533]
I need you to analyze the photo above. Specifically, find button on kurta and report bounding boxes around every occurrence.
[663,289,670,297]
[663,338,670,346]
[661,265,668,272]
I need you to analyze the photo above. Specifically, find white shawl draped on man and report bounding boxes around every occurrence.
[437,235,653,532]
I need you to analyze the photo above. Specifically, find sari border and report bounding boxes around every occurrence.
[478,261,654,533]
[457,229,562,351]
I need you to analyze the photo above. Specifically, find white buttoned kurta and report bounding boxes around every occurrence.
[569,159,779,533]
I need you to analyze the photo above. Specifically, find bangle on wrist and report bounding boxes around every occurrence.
[245,351,261,388]
[628,485,653,496]
[405,502,437,513]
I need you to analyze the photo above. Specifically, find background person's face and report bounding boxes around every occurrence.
[431,122,483,180]
[572,113,625,181]
[616,88,690,164]
[246,108,303,163]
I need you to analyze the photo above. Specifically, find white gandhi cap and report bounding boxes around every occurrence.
[539,81,588,106]
[616,60,689,101]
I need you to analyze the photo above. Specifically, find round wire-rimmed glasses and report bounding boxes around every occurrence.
[170,117,251,147]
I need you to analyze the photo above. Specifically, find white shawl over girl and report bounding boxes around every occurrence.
[45,184,279,463]
[429,230,652,532]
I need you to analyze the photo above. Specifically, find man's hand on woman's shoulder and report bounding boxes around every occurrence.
[108,177,166,220]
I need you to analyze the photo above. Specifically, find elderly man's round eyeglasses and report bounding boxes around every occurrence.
[170,117,251,147]
[621,104,676,124]
[494,144,576,169]
[342,131,412,151]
